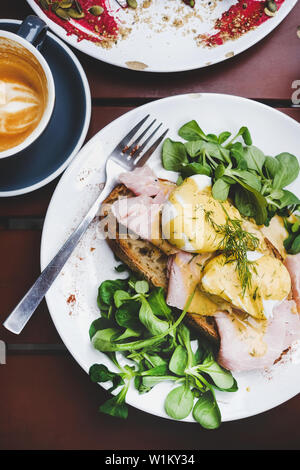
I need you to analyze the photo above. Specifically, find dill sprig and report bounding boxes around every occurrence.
[204,207,259,295]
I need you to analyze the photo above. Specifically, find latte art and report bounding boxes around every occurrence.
[0,80,41,135]
[0,37,48,152]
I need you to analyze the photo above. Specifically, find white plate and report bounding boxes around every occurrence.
[41,93,300,423]
[27,0,297,73]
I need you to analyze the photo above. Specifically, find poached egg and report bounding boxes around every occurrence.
[161,174,291,320]
[161,174,241,252]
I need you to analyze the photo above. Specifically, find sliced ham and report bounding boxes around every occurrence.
[112,195,178,255]
[119,165,160,196]
[112,195,160,241]
[285,254,300,313]
[119,165,176,202]
[166,252,196,311]
[215,300,300,372]
[282,301,300,349]
[113,165,179,254]
[166,251,218,316]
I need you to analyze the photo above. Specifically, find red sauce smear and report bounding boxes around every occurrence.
[202,0,285,47]
[37,0,287,48]
[35,0,119,45]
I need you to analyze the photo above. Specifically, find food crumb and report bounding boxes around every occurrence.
[67,294,76,305]
[173,18,184,28]
[125,61,148,70]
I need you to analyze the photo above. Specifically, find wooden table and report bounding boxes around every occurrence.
[1,1,300,450]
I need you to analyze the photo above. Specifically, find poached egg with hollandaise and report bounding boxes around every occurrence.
[161,174,291,320]
[162,174,243,252]
[201,251,291,320]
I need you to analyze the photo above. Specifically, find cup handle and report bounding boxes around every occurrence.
[17,15,48,51]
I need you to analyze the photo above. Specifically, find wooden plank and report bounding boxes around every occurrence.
[1,354,300,449]
[3,2,300,100]
[276,107,300,121]
[0,231,61,344]
[1,1,31,20]
[85,106,134,141]
[0,181,57,218]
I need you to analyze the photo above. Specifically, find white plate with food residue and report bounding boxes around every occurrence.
[41,93,300,424]
[27,0,297,72]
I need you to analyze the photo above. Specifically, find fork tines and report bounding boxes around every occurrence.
[118,115,168,167]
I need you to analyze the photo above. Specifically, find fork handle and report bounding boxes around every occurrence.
[3,179,116,335]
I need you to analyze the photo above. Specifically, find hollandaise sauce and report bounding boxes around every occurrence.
[162,175,240,253]
[202,253,291,320]
[174,252,220,316]
[229,311,268,358]
[260,214,289,259]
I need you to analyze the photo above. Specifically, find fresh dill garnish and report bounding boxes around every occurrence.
[204,206,259,295]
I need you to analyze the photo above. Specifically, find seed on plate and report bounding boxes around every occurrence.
[297,26,300,39]
[74,0,83,13]
[88,5,104,16]
[59,1,73,8]
[127,0,137,8]
[55,7,70,19]
[39,0,50,9]
[266,0,278,13]
[68,7,85,19]
[264,7,275,17]
[51,2,60,11]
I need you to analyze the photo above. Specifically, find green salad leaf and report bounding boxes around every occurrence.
[89,274,236,428]
[160,120,300,227]
[192,391,221,430]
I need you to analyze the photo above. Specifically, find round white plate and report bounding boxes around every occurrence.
[27,0,297,73]
[41,93,300,423]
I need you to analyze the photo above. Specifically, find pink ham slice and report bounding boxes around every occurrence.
[215,300,300,372]
[167,252,197,310]
[282,301,300,349]
[166,251,213,310]
[285,254,300,313]
[119,165,159,196]
[119,165,161,197]
[114,165,178,254]
[112,194,178,255]
[112,195,160,241]
[119,165,175,202]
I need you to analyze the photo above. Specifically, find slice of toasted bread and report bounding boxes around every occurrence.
[101,183,220,343]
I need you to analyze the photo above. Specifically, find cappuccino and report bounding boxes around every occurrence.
[0,37,48,152]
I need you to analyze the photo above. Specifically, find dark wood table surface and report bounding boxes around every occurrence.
[1,1,300,450]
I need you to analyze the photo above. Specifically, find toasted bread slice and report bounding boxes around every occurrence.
[101,183,220,343]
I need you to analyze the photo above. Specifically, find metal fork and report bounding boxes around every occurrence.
[3,115,168,334]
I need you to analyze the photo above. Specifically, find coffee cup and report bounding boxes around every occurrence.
[0,16,55,159]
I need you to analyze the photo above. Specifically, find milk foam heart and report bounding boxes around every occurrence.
[0,80,41,134]
[0,37,49,152]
